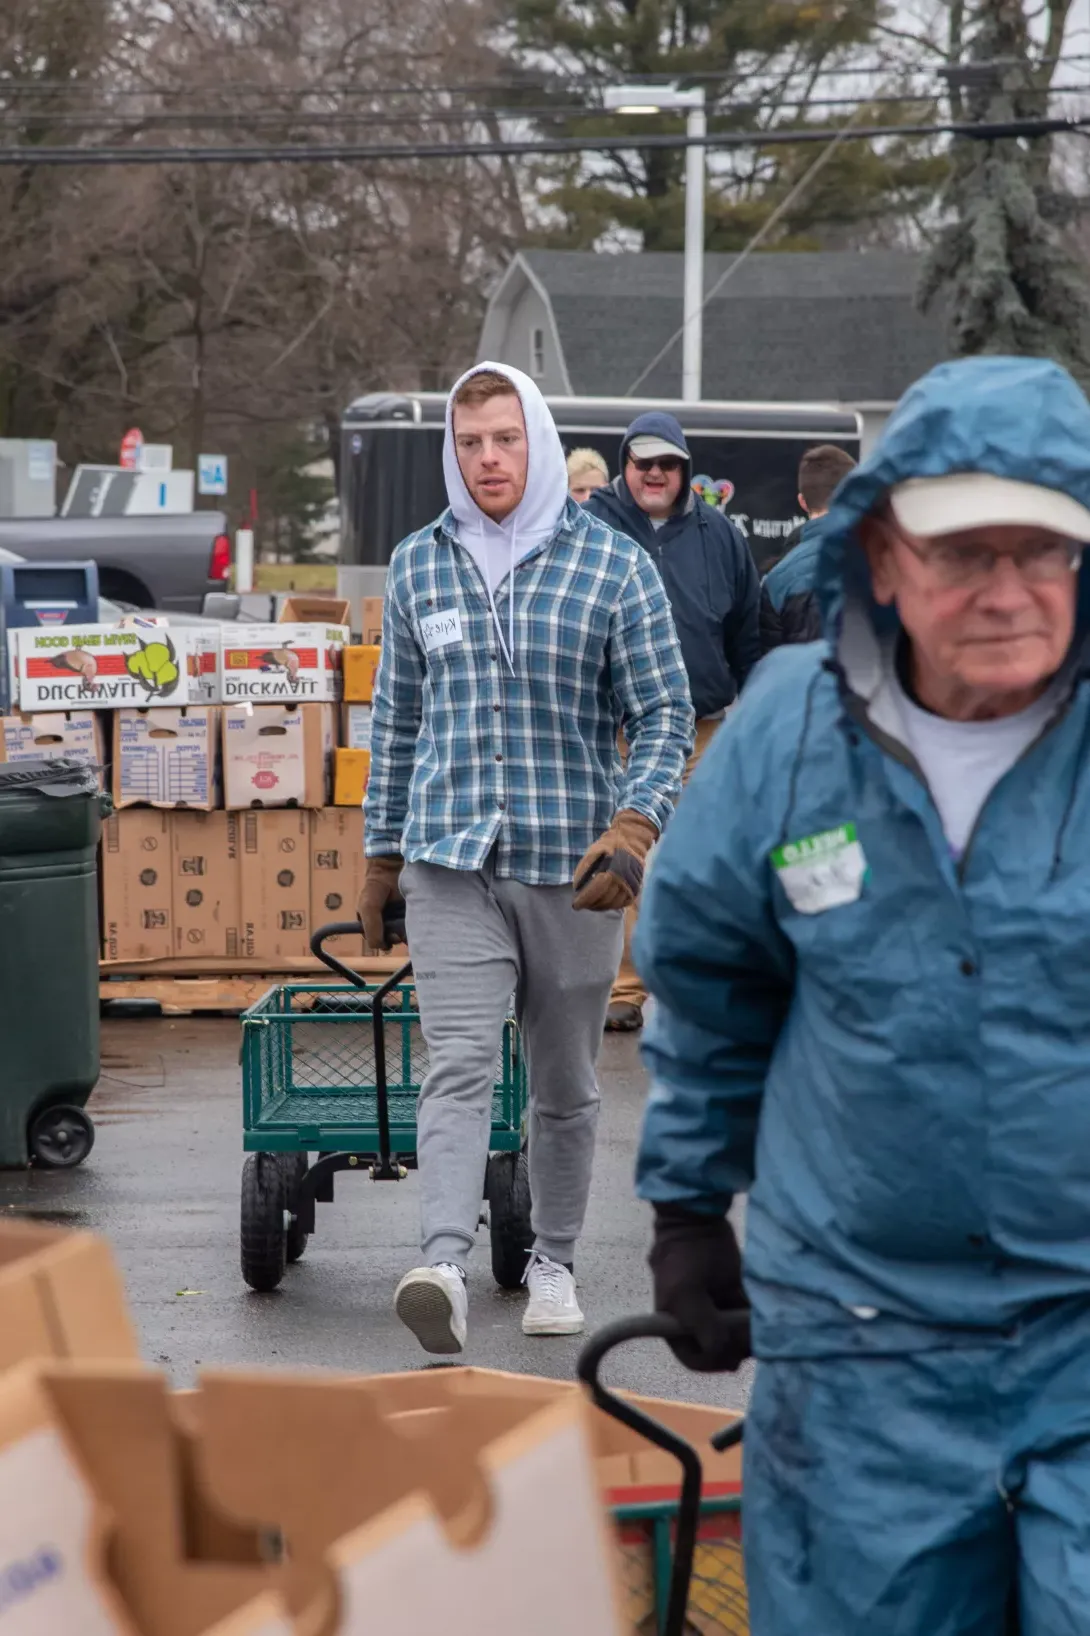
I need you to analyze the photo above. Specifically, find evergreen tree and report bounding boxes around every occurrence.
[506,0,938,250]
[919,0,1090,382]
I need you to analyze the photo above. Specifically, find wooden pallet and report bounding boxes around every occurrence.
[99,975,283,1016]
[100,966,408,1017]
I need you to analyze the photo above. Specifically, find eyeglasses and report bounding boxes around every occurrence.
[630,456,684,474]
[893,529,1084,588]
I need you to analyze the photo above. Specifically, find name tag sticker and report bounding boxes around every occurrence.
[771,823,867,915]
[420,607,463,653]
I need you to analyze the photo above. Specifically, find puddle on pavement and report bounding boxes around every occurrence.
[0,1203,90,1227]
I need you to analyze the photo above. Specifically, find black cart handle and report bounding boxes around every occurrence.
[310,919,411,998]
[576,1315,707,1636]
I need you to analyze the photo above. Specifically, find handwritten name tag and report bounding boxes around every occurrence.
[420,608,463,653]
[771,823,867,915]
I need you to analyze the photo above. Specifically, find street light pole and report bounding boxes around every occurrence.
[682,92,706,402]
[603,82,707,402]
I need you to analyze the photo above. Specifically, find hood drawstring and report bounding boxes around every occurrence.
[479,522,518,676]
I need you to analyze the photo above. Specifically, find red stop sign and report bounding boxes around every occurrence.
[119,427,144,470]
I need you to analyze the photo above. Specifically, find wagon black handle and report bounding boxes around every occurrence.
[577,1314,704,1636]
[310,918,410,992]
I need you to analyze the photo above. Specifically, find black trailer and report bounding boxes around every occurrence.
[340,391,862,572]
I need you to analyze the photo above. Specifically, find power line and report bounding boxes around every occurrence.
[3,52,1090,100]
[0,111,1083,166]
[7,82,1090,132]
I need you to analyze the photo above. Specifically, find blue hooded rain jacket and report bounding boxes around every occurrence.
[634,355,1090,1632]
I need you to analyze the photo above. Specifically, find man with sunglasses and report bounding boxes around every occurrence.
[635,355,1090,1634]
[585,411,759,1030]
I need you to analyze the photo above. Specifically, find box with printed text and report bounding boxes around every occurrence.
[239,809,312,959]
[0,710,106,785]
[171,811,241,959]
[15,623,218,711]
[310,808,364,953]
[219,624,348,705]
[101,809,173,961]
[113,708,220,809]
[222,704,333,809]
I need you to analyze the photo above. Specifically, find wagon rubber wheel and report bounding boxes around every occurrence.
[486,1149,533,1290]
[282,1153,309,1263]
[28,1104,95,1169]
[240,1153,287,1291]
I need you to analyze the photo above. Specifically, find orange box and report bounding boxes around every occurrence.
[333,748,370,806]
[342,645,381,704]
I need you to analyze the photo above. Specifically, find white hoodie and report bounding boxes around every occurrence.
[443,360,569,672]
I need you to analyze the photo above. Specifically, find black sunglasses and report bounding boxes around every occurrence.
[630,455,684,474]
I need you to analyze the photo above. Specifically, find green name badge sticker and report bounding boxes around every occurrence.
[770,823,867,915]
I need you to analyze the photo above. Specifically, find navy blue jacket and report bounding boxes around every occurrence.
[585,412,760,718]
[758,518,823,655]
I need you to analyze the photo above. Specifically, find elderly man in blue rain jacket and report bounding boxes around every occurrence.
[635,355,1090,1635]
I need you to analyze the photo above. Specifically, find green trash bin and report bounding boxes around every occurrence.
[0,757,103,1169]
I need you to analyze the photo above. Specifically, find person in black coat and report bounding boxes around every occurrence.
[584,410,759,1031]
[759,443,856,655]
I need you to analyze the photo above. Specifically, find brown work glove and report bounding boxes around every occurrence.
[572,811,658,911]
[357,854,405,951]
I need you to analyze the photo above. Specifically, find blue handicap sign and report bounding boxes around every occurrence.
[198,454,228,496]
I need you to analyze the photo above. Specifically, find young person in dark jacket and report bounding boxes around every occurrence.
[759,443,856,655]
[585,410,759,1031]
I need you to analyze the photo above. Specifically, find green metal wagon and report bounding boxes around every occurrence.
[238,920,531,1293]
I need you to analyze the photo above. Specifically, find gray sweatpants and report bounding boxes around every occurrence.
[401,858,624,1271]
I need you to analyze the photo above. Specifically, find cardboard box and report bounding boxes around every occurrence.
[342,645,380,704]
[0,709,105,785]
[239,810,311,958]
[16,623,217,711]
[0,1222,137,1372]
[279,594,352,627]
[0,1361,271,1636]
[222,704,333,810]
[310,809,364,953]
[220,624,349,705]
[102,809,173,961]
[113,708,220,809]
[340,704,372,752]
[333,748,370,807]
[171,812,241,959]
[358,597,383,644]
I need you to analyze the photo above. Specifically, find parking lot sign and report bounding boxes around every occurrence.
[198,454,228,496]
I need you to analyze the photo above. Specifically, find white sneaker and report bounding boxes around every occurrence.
[521,1251,584,1336]
[394,1263,467,1355]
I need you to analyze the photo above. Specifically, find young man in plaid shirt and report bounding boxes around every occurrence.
[359,362,693,1354]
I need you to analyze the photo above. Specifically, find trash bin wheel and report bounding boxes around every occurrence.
[282,1152,309,1264]
[28,1104,95,1169]
[486,1149,533,1290]
[240,1153,287,1292]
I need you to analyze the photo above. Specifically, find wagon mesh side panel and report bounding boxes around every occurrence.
[243,984,525,1136]
[614,1508,748,1635]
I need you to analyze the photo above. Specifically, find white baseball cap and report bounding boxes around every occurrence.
[628,434,688,462]
[890,473,1090,541]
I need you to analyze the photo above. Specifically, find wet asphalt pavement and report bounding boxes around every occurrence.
[0,1015,751,1411]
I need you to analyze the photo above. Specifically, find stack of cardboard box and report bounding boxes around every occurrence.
[1,595,398,973]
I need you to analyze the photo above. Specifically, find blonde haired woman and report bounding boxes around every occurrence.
[566,447,609,505]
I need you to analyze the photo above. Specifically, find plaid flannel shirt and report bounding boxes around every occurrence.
[364,498,694,884]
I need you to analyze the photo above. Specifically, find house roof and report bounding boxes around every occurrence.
[511,248,949,401]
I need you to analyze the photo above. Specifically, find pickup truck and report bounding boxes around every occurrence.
[0,512,231,614]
